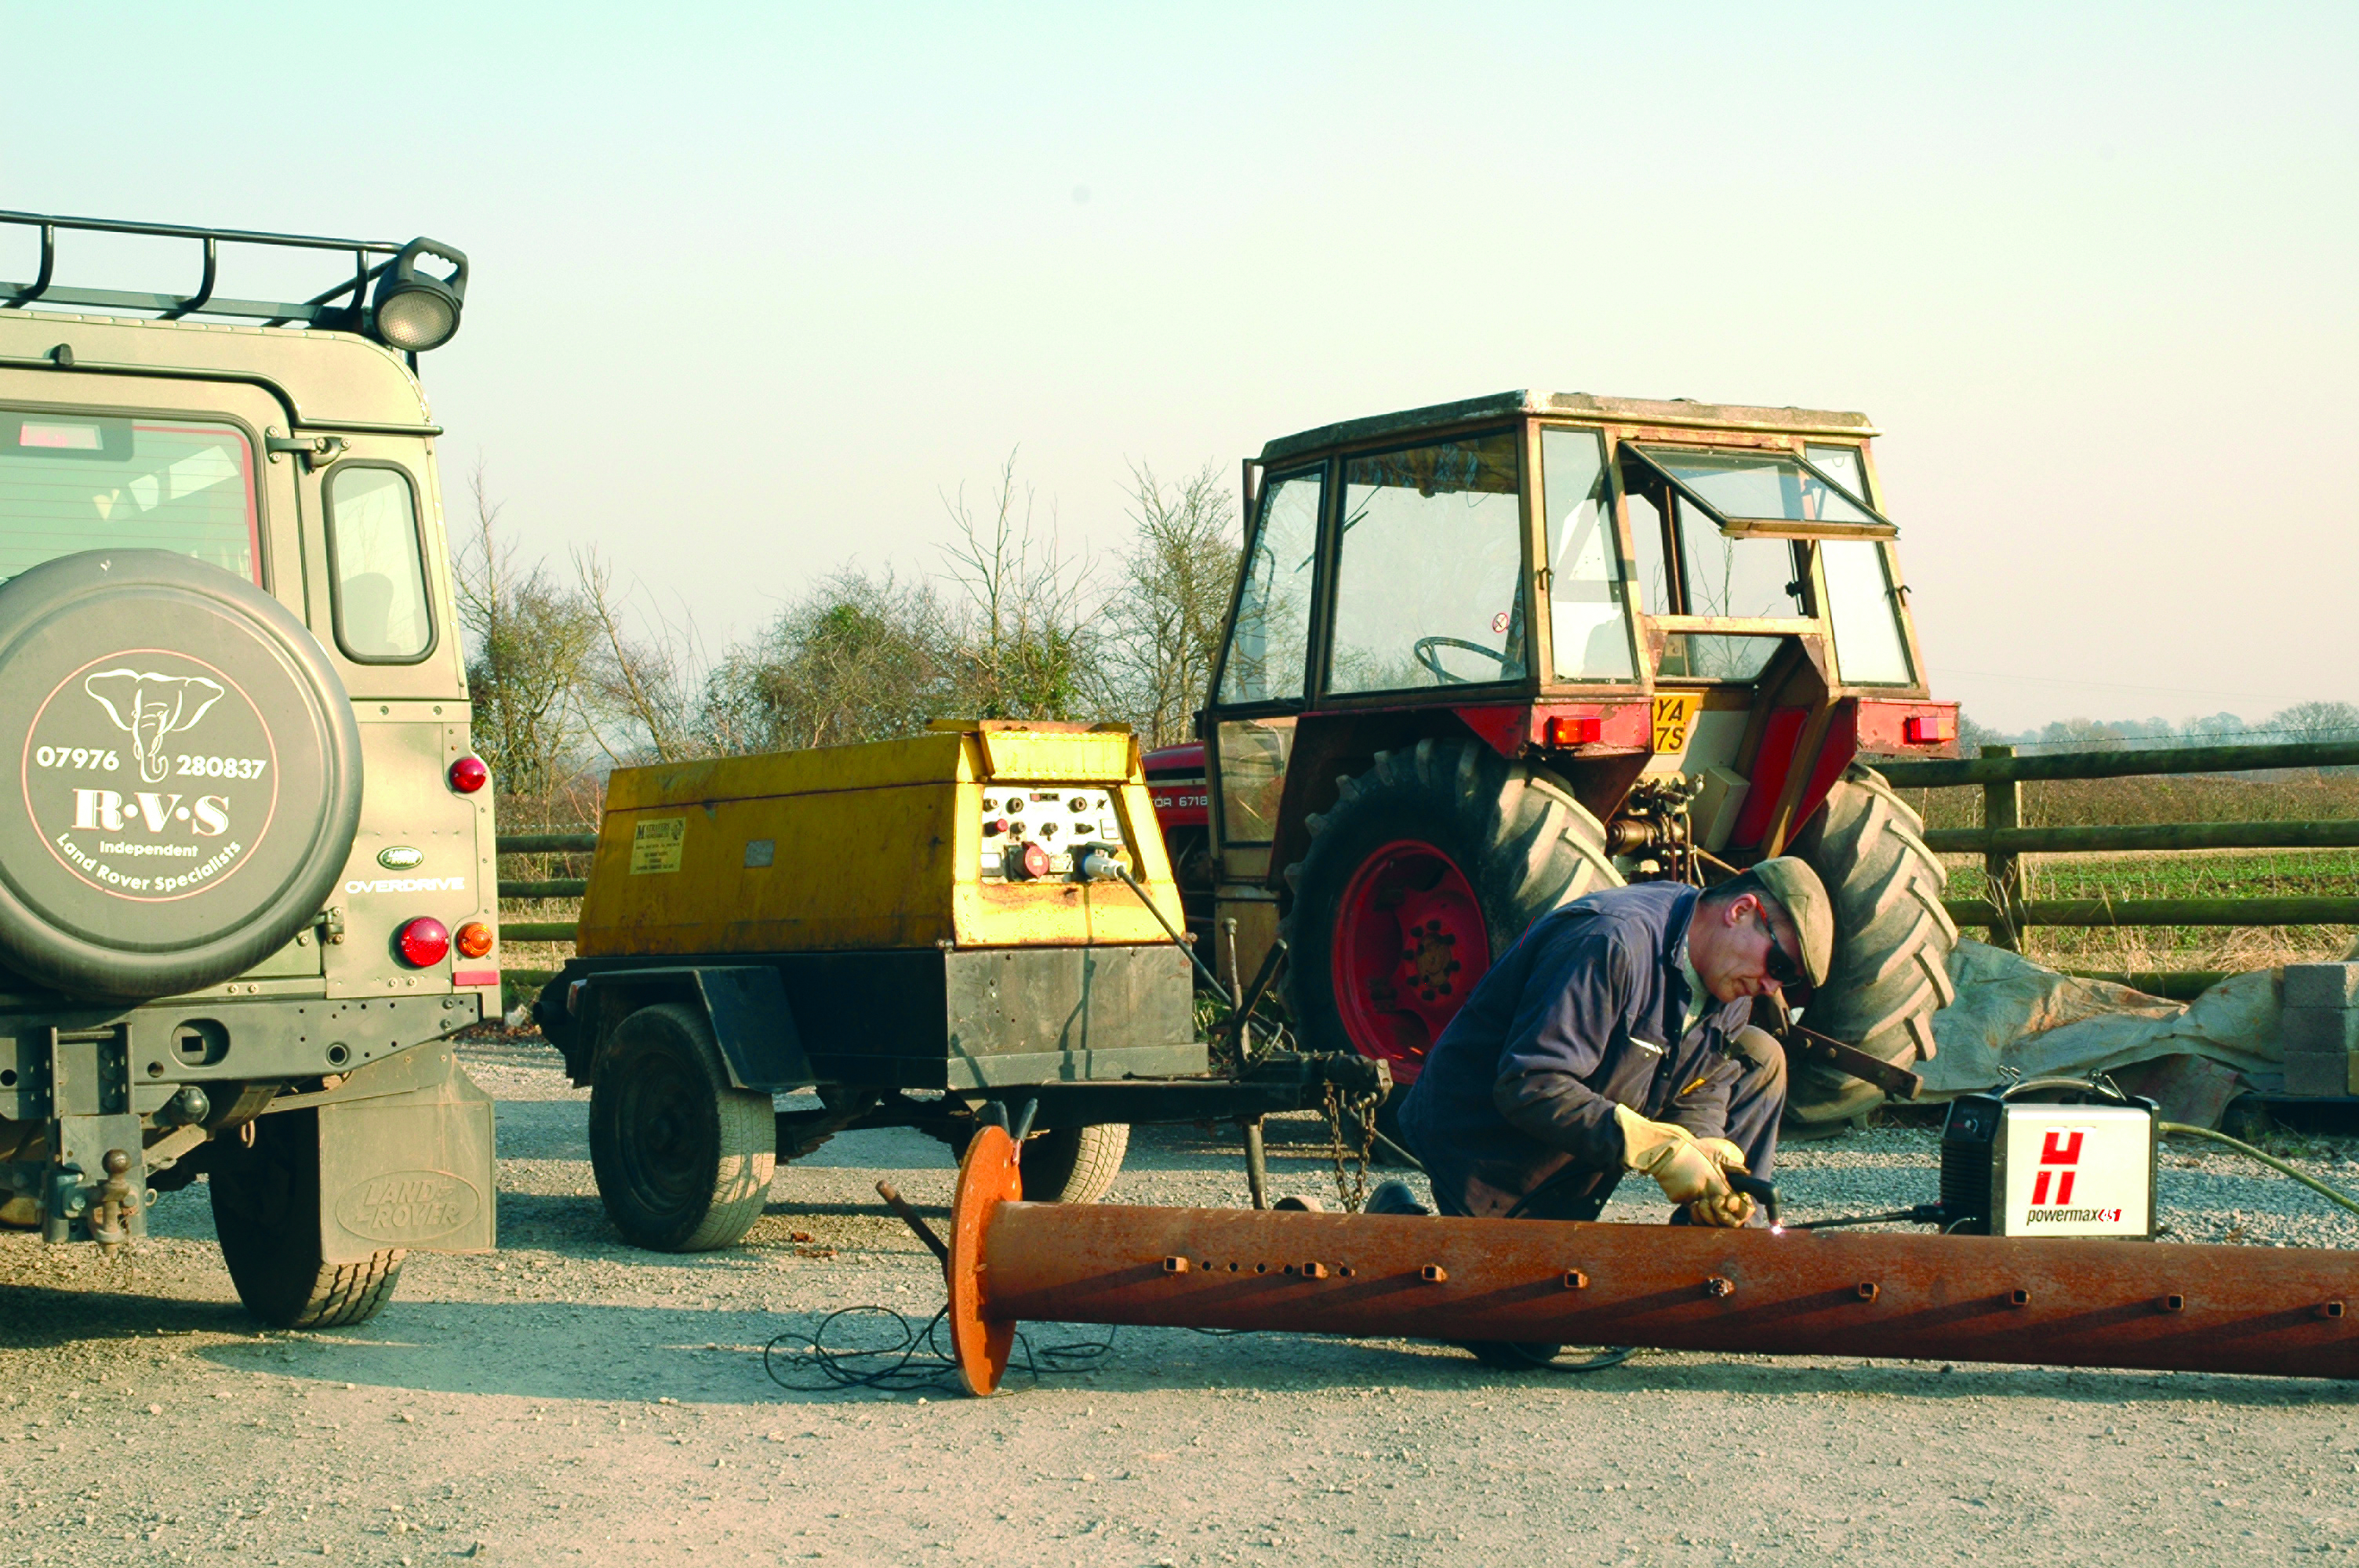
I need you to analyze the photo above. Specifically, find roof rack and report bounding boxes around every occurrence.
[0,209,452,336]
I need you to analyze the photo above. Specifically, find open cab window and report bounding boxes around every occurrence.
[1625,443,1896,539]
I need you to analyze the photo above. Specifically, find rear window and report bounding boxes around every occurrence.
[0,412,258,583]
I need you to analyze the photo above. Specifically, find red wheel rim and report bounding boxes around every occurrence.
[1329,839,1492,1083]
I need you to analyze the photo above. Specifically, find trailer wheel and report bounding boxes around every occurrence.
[941,1120,1130,1204]
[590,1003,776,1251]
[1283,738,1621,1083]
[1016,1123,1129,1204]
[210,1109,405,1329]
[1784,766,1959,1123]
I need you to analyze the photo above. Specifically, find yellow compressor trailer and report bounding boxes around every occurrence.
[534,720,1383,1251]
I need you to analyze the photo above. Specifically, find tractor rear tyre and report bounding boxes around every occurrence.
[1784,766,1959,1124]
[590,1003,776,1251]
[210,1109,405,1330]
[1283,738,1621,1084]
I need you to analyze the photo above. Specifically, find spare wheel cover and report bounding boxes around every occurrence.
[0,550,362,999]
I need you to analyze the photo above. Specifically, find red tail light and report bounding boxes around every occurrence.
[449,756,489,793]
[455,920,494,960]
[396,916,450,967]
[1545,714,1603,746]
[1903,713,1956,746]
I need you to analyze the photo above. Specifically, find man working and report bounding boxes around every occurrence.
[1384,859,1832,1229]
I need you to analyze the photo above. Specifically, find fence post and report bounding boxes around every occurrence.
[1980,744,2023,950]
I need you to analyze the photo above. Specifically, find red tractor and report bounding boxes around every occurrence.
[1144,390,1960,1123]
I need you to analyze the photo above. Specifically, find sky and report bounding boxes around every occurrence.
[2,2,2352,732]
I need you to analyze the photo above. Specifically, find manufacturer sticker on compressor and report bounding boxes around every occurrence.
[628,816,686,874]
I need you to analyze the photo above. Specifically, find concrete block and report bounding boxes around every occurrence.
[2284,963,2359,1010]
[2283,1005,2359,1054]
[2283,1050,2357,1098]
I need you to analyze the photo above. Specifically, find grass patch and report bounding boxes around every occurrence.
[1906,771,2359,975]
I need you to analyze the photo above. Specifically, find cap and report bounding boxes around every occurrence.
[1747,856,1834,989]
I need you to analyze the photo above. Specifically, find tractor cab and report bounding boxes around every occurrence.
[1183,390,1961,1120]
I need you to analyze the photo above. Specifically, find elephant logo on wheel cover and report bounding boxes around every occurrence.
[83,670,226,783]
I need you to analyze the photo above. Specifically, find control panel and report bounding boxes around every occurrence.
[979,787,1129,882]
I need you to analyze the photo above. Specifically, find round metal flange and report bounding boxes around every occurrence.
[947,1123,1023,1396]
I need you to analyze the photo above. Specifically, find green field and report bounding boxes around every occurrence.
[1907,771,2359,975]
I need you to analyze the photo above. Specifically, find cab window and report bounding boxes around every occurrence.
[325,464,433,662]
[0,412,257,583]
[1328,431,1525,693]
[1805,444,1914,684]
[1541,428,1637,681]
[1216,467,1322,705]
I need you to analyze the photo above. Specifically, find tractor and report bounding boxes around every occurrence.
[1146,390,1960,1124]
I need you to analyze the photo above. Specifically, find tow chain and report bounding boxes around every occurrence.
[1321,1083,1378,1214]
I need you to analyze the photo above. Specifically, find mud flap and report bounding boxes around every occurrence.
[313,1046,496,1265]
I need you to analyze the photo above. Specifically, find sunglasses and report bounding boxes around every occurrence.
[1752,909,1805,988]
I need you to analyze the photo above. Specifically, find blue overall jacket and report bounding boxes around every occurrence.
[1395,881,1751,1219]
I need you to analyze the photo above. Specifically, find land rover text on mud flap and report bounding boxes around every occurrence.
[0,212,496,1327]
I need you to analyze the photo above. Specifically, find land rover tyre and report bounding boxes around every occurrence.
[0,551,363,999]
[590,1003,776,1251]
[1784,765,1960,1123]
[210,1108,405,1329]
[1283,738,1621,1083]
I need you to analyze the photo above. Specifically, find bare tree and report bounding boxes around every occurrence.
[703,567,960,751]
[1097,459,1237,746]
[939,452,1095,721]
[574,548,708,765]
[452,459,602,817]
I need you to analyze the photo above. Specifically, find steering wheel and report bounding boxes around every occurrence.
[1412,636,1511,685]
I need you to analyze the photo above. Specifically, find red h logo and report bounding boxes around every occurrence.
[2031,1129,2083,1206]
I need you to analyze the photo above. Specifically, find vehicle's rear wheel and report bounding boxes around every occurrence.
[1283,738,1621,1083]
[589,1003,776,1251]
[1784,766,1960,1123]
[210,1109,405,1329]
[940,1120,1130,1204]
[1016,1123,1129,1203]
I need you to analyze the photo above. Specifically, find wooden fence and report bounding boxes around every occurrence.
[492,738,2359,982]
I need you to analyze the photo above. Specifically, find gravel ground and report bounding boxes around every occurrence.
[5,1040,2358,1567]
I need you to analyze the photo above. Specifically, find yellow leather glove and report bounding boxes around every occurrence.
[1683,1136,1756,1227]
[1613,1105,1731,1207]
[1692,1136,1747,1172]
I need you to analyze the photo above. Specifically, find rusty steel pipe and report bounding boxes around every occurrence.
[943,1127,2359,1395]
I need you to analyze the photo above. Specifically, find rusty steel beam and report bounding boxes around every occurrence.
[943,1127,2358,1395]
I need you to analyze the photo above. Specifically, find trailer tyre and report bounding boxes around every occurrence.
[590,1003,776,1251]
[210,1109,405,1329]
[1785,766,1959,1123]
[1018,1123,1129,1204]
[1283,737,1621,1083]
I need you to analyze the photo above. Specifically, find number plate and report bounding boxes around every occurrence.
[1650,692,1702,753]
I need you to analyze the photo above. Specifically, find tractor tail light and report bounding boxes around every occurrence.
[1903,713,1957,746]
[455,921,494,960]
[449,756,489,793]
[396,916,450,967]
[1545,715,1602,747]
